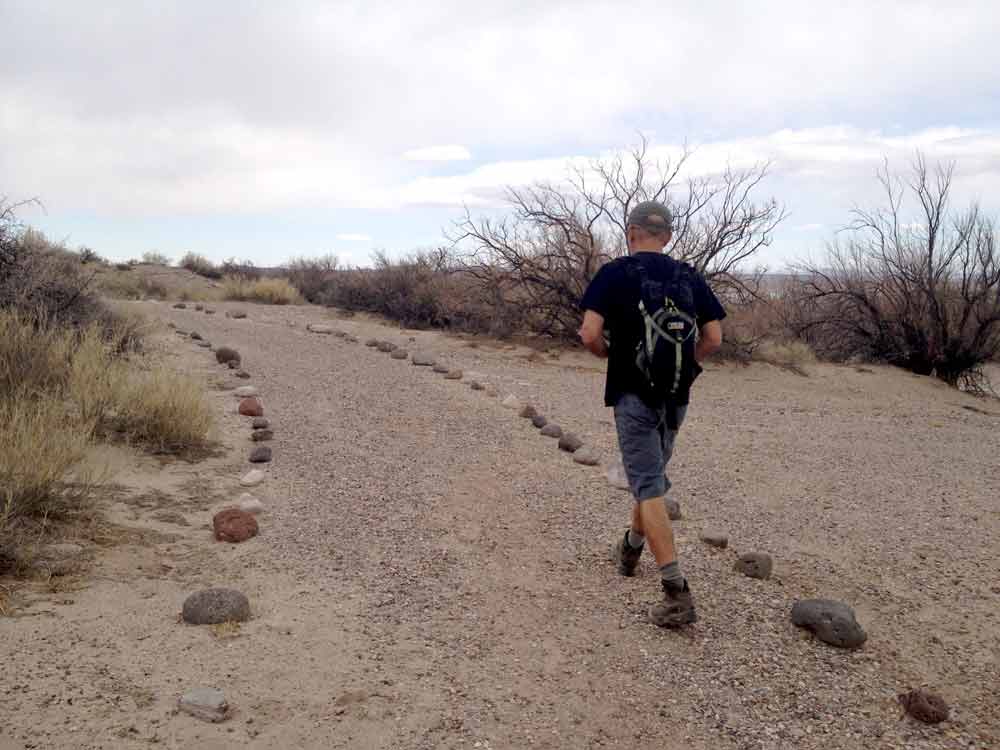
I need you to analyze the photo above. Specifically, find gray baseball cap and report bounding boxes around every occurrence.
[627,200,673,234]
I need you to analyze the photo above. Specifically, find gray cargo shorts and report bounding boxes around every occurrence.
[613,393,687,502]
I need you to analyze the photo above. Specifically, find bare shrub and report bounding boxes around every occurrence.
[448,135,784,339]
[220,258,260,282]
[221,276,302,305]
[78,247,102,264]
[790,155,1000,387]
[178,252,222,279]
[141,251,171,266]
[287,254,339,303]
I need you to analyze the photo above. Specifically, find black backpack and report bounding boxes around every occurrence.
[623,257,701,400]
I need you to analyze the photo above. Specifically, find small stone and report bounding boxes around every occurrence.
[558,433,583,452]
[175,329,188,336]
[189,331,203,341]
[251,417,269,429]
[700,531,728,548]
[519,404,538,419]
[735,552,773,580]
[898,689,949,724]
[230,310,247,319]
[365,338,379,347]
[469,381,484,391]
[444,369,463,380]
[237,494,265,515]
[791,599,868,649]
[238,398,263,417]
[196,340,211,348]
[411,353,435,366]
[182,588,251,625]
[390,349,409,360]
[540,423,563,438]
[215,347,241,366]
[172,302,187,309]
[376,341,397,353]
[432,363,450,374]
[240,469,266,487]
[178,687,230,723]
[235,370,251,379]
[307,324,334,334]
[251,429,273,442]
[573,448,600,466]
[501,395,521,410]
[213,508,259,543]
[234,386,258,398]
[194,304,204,311]
[248,446,272,463]
[664,498,682,520]
[204,308,216,315]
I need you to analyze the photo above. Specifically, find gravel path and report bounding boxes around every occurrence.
[3,301,997,749]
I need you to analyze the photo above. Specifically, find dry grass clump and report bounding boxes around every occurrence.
[221,276,302,305]
[114,369,214,452]
[96,269,170,300]
[752,339,816,374]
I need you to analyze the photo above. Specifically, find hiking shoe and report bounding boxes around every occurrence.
[649,579,698,627]
[613,530,643,577]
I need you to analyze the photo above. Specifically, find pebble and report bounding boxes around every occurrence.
[470,381,484,391]
[376,341,397,353]
[897,689,950,724]
[531,414,548,429]
[558,433,583,452]
[573,448,600,466]
[501,395,521,410]
[251,429,273,442]
[365,339,379,347]
[390,349,409,360]
[665,498,682,520]
[235,370,251,379]
[196,340,211,348]
[249,446,272,463]
[229,310,247,319]
[540,423,563,438]
[251,417,269,429]
[307,324,334,334]
[444,370,463,380]
[204,308,216,315]
[240,469,266,487]
[411,353,436,366]
[700,531,728,548]
[432,363,450,374]
[519,404,538,419]
[182,588,251,625]
[215,347,241,365]
[234,386,259,398]
[194,304,204,311]
[734,552,773,580]
[172,302,187,309]
[178,688,230,723]
[213,508,259,543]
[791,599,868,649]
[238,398,263,417]
[238,495,266,515]
[189,331,203,341]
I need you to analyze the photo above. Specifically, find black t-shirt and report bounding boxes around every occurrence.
[580,252,727,408]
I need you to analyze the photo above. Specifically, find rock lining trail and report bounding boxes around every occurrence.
[3,301,996,749]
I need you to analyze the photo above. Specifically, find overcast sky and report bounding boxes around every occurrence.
[2,1,999,269]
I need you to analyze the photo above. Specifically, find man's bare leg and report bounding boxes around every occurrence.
[636,497,676,567]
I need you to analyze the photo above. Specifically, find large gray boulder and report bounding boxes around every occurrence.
[182,588,251,625]
[791,599,867,649]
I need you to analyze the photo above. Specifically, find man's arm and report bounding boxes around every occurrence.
[695,319,722,362]
[579,310,608,358]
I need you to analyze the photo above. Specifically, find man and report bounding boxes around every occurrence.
[579,200,725,627]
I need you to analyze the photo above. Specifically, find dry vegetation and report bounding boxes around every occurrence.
[0,204,215,561]
[221,276,302,305]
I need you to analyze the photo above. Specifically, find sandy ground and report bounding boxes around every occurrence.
[3,300,998,750]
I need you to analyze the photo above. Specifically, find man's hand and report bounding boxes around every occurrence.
[695,320,722,362]
[579,310,608,358]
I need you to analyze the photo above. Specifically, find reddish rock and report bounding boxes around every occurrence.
[238,398,263,417]
[898,689,949,724]
[212,508,259,543]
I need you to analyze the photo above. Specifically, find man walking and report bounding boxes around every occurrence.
[579,201,725,627]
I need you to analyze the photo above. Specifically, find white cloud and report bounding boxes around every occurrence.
[336,233,371,241]
[403,145,472,162]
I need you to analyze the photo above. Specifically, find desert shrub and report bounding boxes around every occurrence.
[790,156,1000,387]
[178,252,222,279]
[78,247,102,264]
[113,369,213,451]
[287,254,338,303]
[220,258,260,281]
[141,251,171,266]
[221,276,302,305]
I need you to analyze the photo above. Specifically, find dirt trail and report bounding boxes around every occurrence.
[3,301,998,749]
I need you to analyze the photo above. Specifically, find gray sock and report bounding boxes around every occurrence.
[659,560,684,587]
[627,529,645,549]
